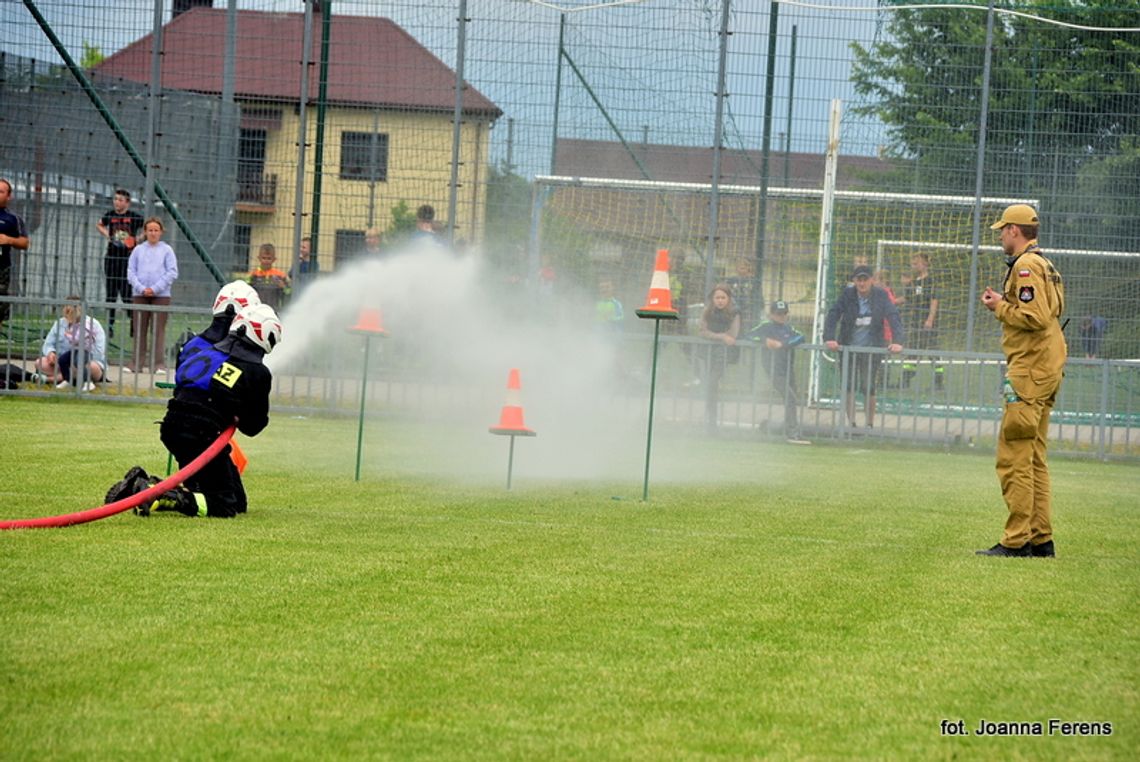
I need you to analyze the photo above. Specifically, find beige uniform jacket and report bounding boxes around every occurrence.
[994,242,1066,387]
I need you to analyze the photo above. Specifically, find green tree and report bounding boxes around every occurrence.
[80,42,105,70]
[386,199,417,245]
[482,160,533,270]
[850,0,1140,243]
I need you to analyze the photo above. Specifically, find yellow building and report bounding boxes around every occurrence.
[96,6,501,274]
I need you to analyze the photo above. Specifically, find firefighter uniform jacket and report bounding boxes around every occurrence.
[994,241,1067,383]
[166,334,272,439]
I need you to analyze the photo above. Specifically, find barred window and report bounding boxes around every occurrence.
[340,131,389,182]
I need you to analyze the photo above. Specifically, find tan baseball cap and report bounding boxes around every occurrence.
[990,204,1039,230]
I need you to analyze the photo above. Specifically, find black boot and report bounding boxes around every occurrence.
[975,543,1032,557]
[105,466,151,505]
[147,487,201,517]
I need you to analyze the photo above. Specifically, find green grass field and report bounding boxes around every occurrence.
[1,397,1137,759]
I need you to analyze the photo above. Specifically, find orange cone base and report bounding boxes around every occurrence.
[636,308,679,320]
[489,426,537,437]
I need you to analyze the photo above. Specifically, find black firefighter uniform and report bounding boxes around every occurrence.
[992,241,1066,548]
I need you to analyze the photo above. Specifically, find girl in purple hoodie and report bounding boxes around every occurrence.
[127,217,179,373]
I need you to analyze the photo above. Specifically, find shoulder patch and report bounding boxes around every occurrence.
[1018,285,1035,303]
[1018,269,1031,277]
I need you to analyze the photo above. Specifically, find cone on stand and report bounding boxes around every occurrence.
[635,249,679,320]
[489,368,537,437]
[348,307,388,482]
[349,308,388,336]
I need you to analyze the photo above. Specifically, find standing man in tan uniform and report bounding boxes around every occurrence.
[977,204,1066,558]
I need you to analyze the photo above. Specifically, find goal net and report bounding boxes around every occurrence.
[878,239,1140,357]
[530,175,1032,346]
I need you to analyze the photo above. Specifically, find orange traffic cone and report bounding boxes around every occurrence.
[489,368,537,437]
[349,308,387,336]
[635,249,679,319]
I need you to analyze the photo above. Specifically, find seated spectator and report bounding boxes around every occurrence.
[247,243,290,310]
[33,296,106,391]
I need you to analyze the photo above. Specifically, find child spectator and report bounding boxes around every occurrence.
[698,284,740,431]
[745,300,808,443]
[595,278,624,331]
[96,189,144,339]
[248,243,290,310]
[127,217,179,374]
[289,237,319,293]
[33,296,107,391]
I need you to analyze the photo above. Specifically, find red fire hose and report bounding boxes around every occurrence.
[0,426,237,530]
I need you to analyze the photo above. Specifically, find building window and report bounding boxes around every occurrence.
[340,131,389,182]
[335,229,366,267]
[233,223,252,273]
[238,129,274,204]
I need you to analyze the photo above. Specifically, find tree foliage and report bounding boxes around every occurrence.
[80,42,105,70]
[850,1,1139,249]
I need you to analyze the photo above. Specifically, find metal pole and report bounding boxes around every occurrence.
[354,334,371,482]
[779,23,797,299]
[367,111,379,228]
[783,24,797,187]
[808,99,841,405]
[448,0,469,245]
[750,0,780,321]
[506,117,515,174]
[1098,360,1109,461]
[965,0,996,352]
[704,0,731,298]
[308,0,332,267]
[222,0,236,105]
[642,318,663,502]
[549,14,566,174]
[144,0,164,218]
[506,435,516,490]
[291,0,315,288]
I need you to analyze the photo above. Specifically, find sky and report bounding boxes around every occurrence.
[3,0,891,177]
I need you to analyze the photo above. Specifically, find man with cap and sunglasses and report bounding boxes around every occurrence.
[824,264,905,430]
[977,204,1065,558]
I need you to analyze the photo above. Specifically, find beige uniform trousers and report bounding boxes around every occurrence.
[996,371,1062,548]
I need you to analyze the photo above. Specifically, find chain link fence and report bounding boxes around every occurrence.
[2,0,1137,457]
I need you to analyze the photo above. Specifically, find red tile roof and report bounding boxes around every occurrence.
[94,7,501,117]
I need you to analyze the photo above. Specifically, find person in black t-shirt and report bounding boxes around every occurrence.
[96,189,144,339]
[899,252,944,390]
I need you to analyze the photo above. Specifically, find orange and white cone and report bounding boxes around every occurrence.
[635,249,679,319]
[349,308,387,336]
[489,368,536,437]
